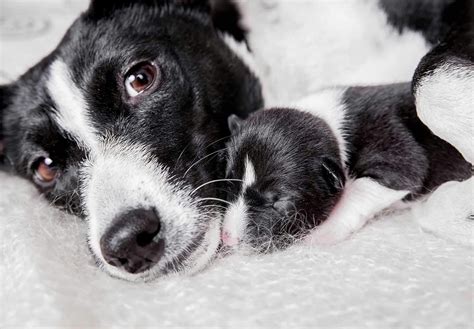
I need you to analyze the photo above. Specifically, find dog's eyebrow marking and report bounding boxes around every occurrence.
[47,60,98,152]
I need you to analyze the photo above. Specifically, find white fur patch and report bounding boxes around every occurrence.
[222,196,248,247]
[307,177,409,245]
[294,88,348,165]
[47,60,98,152]
[241,0,430,105]
[182,218,222,275]
[222,156,256,246]
[415,62,474,163]
[243,156,257,188]
[81,140,220,281]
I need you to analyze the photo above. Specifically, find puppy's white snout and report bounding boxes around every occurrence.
[222,197,248,247]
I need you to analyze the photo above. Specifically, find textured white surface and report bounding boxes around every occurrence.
[1,172,473,327]
[0,0,473,327]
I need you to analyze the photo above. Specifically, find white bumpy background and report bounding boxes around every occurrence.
[0,0,472,327]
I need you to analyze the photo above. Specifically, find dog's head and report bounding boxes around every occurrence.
[0,0,263,281]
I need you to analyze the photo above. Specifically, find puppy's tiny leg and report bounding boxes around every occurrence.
[414,177,474,247]
[306,177,409,245]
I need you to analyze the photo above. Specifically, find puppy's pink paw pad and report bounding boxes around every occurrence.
[305,227,350,246]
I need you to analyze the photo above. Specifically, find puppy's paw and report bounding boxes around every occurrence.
[304,223,352,245]
[413,177,473,246]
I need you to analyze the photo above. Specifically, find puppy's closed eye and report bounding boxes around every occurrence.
[320,157,345,195]
[244,187,267,207]
[272,199,293,215]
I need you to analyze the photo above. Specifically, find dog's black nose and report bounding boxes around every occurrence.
[100,208,164,274]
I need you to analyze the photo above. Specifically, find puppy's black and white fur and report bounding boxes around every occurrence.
[223,0,473,250]
[412,0,473,165]
[222,108,345,251]
[1,0,472,280]
[222,83,472,250]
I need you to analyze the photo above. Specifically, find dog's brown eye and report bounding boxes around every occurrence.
[33,157,59,187]
[124,62,159,97]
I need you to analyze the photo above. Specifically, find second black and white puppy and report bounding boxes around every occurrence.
[222,83,472,251]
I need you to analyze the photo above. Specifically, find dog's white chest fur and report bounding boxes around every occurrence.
[240,0,430,105]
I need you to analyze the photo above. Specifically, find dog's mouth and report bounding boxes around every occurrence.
[78,140,226,281]
[161,227,208,275]
[89,212,222,282]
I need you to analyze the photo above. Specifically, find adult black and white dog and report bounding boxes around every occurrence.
[0,0,472,281]
[1,0,263,281]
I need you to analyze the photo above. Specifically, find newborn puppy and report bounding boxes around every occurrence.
[222,108,346,251]
[222,83,471,250]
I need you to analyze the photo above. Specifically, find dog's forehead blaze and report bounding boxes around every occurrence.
[47,60,98,153]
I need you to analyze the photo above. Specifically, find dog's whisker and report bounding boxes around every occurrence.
[180,136,230,172]
[191,178,243,196]
[175,141,193,167]
[202,135,231,150]
[194,197,233,207]
[200,204,228,210]
[182,148,226,178]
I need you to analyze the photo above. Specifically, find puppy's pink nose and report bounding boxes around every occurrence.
[221,231,239,247]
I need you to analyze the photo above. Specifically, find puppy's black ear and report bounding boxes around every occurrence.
[319,157,345,196]
[228,114,243,136]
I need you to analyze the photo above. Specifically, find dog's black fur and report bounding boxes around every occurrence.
[0,0,262,214]
[0,0,472,276]
[225,83,471,251]
[343,84,471,195]
[380,0,469,45]
[412,0,473,90]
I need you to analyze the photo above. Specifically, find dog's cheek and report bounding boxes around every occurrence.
[51,169,84,216]
[0,84,13,165]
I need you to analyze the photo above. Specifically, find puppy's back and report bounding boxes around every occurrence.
[342,83,471,196]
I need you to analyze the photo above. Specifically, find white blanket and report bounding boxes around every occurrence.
[1,1,472,327]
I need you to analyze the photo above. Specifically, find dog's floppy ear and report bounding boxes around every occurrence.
[87,0,210,19]
[227,114,244,136]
